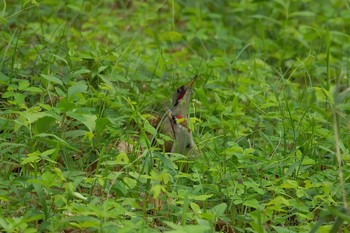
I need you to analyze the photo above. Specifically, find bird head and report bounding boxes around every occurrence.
[171,75,197,116]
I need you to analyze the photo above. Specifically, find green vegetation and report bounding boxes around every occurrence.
[1,0,349,232]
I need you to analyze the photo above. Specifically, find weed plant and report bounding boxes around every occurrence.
[0,1,349,232]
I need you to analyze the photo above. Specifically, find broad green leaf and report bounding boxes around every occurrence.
[65,130,86,138]
[123,177,136,189]
[301,156,315,165]
[290,199,309,212]
[244,180,265,194]
[279,179,298,189]
[154,152,178,170]
[160,31,183,42]
[272,225,298,233]
[67,112,97,132]
[176,191,213,201]
[190,194,213,201]
[57,98,77,111]
[98,66,108,73]
[72,68,91,78]
[52,54,68,64]
[21,155,40,165]
[34,133,79,151]
[41,149,57,157]
[12,93,25,106]
[211,203,227,218]
[115,74,128,83]
[23,112,49,124]
[266,196,290,211]
[24,87,43,93]
[66,216,100,225]
[21,151,41,165]
[35,116,56,133]
[40,74,63,85]
[1,91,14,98]
[95,117,111,136]
[18,80,30,90]
[55,86,66,97]
[67,81,88,98]
[244,198,262,210]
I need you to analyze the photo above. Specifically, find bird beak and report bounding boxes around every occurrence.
[185,75,197,90]
[172,75,198,107]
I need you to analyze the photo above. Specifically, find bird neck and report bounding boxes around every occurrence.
[172,100,190,116]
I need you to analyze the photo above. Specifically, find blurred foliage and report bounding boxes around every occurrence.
[0,0,349,232]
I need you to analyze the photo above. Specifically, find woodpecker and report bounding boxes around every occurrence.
[160,76,197,155]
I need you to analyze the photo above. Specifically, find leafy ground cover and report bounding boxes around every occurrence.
[1,0,349,232]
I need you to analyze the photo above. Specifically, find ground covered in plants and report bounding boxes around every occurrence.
[1,1,349,232]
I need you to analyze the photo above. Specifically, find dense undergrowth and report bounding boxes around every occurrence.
[0,0,349,232]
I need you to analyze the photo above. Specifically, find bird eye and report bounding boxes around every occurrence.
[177,86,184,93]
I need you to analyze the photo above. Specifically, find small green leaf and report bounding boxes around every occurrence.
[301,156,315,165]
[188,194,213,201]
[190,202,201,213]
[116,152,129,164]
[21,151,41,165]
[159,171,172,184]
[72,191,87,201]
[0,16,7,25]
[144,119,157,135]
[151,184,163,199]
[13,93,25,106]
[84,131,94,141]
[2,91,14,98]
[164,221,211,232]
[41,149,57,157]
